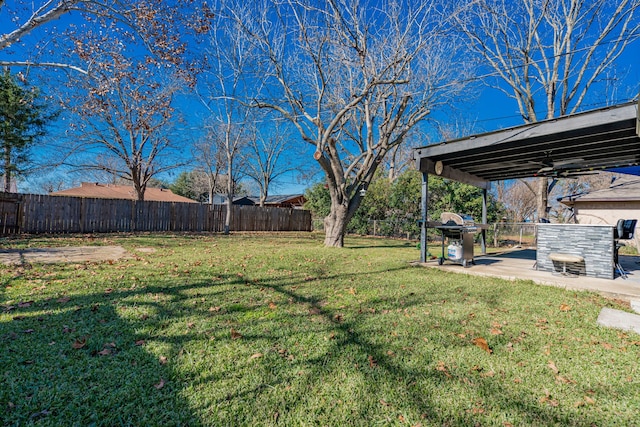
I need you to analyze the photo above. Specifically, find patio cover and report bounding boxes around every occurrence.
[413,100,640,262]
[414,101,640,189]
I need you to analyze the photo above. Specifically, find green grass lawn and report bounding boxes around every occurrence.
[1,232,639,426]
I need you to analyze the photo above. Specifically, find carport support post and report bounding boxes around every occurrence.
[481,188,487,255]
[420,172,429,263]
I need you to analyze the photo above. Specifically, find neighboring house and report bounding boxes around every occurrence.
[210,193,306,208]
[558,176,640,248]
[51,182,198,203]
[248,194,307,208]
[210,194,255,205]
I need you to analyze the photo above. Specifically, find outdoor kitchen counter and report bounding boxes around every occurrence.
[536,223,615,279]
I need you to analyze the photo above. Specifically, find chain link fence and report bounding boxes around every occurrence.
[312,217,538,248]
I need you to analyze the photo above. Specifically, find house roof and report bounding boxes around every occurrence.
[252,194,306,205]
[210,194,255,205]
[559,176,640,206]
[413,101,640,189]
[51,182,198,203]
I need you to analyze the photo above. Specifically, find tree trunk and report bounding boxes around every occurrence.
[323,185,359,247]
[323,203,349,247]
[537,176,548,221]
[224,198,231,234]
[3,148,12,193]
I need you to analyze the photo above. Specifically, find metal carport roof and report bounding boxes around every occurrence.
[414,101,640,189]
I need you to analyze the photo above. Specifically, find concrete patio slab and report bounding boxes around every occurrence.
[417,247,640,301]
[0,246,129,265]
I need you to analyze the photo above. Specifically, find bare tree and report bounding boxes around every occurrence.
[65,54,186,201]
[192,139,227,204]
[196,1,260,234]
[243,120,298,206]
[454,0,640,220]
[501,179,538,222]
[235,0,470,247]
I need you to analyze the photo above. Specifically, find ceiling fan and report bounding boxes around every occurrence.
[533,152,586,176]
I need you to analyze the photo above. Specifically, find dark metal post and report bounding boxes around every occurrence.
[481,187,487,254]
[420,172,429,263]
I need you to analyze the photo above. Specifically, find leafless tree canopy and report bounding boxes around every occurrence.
[455,0,640,122]
[242,119,298,206]
[454,0,640,221]
[231,0,471,246]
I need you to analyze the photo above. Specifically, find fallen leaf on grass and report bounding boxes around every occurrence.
[436,361,451,378]
[540,396,559,407]
[104,288,113,294]
[559,303,571,312]
[97,348,111,356]
[56,297,70,303]
[209,306,222,312]
[540,389,559,407]
[379,399,390,407]
[249,353,263,360]
[231,328,242,340]
[269,302,277,310]
[547,360,559,375]
[368,355,377,368]
[159,356,168,365]
[187,322,195,329]
[154,379,166,389]
[18,301,33,308]
[135,339,146,346]
[472,337,492,354]
[555,375,574,384]
[490,328,503,335]
[584,396,596,405]
[72,337,87,349]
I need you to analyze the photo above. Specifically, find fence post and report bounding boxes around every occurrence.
[519,226,523,246]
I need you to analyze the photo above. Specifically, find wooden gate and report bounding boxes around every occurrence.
[0,192,21,235]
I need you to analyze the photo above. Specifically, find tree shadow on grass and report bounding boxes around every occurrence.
[0,281,209,426]
[186,267,633,426]
[2,262,634,426]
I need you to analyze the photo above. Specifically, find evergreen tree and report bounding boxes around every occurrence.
[0,70,54,192]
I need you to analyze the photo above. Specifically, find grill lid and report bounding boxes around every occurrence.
[441,212,475,226]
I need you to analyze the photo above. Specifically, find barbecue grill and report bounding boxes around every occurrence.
[433,212,478,267]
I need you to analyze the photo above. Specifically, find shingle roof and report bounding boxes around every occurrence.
[247,194,306,205]
[559,176,640,205]
[51,182,198,203]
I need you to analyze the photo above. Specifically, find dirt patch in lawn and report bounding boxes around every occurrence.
[0,246,129,265]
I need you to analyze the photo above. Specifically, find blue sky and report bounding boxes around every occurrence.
[2,1,640,195]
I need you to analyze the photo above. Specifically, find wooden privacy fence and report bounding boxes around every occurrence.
[0,192,311,235]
